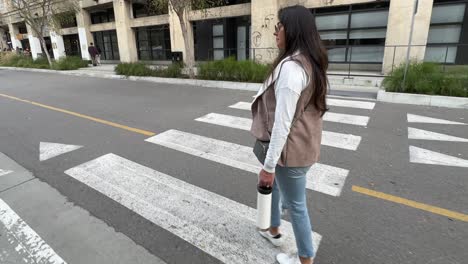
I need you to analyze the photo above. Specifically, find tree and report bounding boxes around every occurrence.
[152,0,224,78]
[9,0,78,65]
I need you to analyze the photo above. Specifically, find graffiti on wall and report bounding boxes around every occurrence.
[262,14,275,29]
[252,31,262,48]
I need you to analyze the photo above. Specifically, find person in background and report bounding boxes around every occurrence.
[88,42,99,66]
[95,45,102,66]
[251,5,329,264]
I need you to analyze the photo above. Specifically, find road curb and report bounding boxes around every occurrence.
[1,66,378,93]
[377,90,468,109]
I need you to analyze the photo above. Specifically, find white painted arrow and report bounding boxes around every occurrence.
[407,114,466,125]
[408,127,468,142]
[40,142,83,161]
[409,146,468,168]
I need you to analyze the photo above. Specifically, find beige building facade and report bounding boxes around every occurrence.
[1,0,467,73]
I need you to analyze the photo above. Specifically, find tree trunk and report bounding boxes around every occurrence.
[39,36,53,66]
[177,11,195,79]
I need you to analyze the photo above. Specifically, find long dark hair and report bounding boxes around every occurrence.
[271,5,329,116]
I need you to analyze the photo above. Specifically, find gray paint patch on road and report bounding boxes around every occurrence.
[0,199,67,264]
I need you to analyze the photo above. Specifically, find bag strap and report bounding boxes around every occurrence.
[265,58,311,136]
[264,59,291,137]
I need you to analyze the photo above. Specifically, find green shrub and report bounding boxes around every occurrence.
[52,56,88,70]
[115,62,183,78]
[115,62,153,76]
[0,53,25,66]
[0,53,49,69]
[161,63,183,78]
[30,57,50,69]
[383,62,468,97]
[198,57,269,83]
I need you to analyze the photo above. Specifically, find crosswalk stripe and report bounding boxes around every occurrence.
[0,169,13,177]
[323,112,369,127]
[229,102,251,110]
[146,130,349,197]
[407,114,467,125]
[327,98,375,110]
[408,127,468,142]
[230,98,376,111]
[195,113,362,151]
[64,153,322,264]
[409,146,468,168]
[0,199,67,264]
[229,102,369,126]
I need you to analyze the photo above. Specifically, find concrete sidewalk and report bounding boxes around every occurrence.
[0,152,166,264]
[1,65,381,98]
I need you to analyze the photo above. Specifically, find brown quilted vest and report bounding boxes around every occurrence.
[250,55,323,167]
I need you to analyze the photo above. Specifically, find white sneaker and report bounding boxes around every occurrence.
[258,229,284,247]
[276,253,301,264]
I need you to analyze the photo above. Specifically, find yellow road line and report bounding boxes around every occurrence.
[0,93,156,137]
[352,185,468,222]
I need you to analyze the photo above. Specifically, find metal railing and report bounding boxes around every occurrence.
[202,44,468,78]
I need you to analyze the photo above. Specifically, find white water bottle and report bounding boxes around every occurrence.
[256,184,272,229]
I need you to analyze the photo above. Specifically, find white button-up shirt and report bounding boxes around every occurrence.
[258,57,309,173]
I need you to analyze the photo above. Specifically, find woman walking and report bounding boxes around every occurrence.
[250,5,329,264]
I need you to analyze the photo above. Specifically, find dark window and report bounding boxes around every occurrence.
[57,12,78,28]
[63,34,81,57]
[91,8,115,24]
[312,1,390,63]
[18,25,27,34]
[132,0,169,18]
[192,0,250,10]
[93,30,119,60]
[43,36,54,59]
[193,16,250,61]
[425,1,468,64]
[135,25,171,61]
[61,17,78,28]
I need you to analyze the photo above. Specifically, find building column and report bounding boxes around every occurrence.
[76,8,93,60]
[382,0,434,74]
[168,4,194,62]
[7,23,22,49]
[113,0,138,62]
[51,31,66,59]
[251,0,279,64]
[26,24,43,60]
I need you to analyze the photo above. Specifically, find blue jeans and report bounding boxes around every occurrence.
[271,165,314,258]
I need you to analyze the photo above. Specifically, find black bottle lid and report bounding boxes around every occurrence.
[257,184,272,194]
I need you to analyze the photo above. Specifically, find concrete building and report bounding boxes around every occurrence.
[0,0,467,73]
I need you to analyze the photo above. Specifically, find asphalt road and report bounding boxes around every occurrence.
[0,69,467,264]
